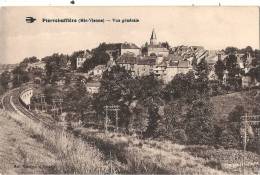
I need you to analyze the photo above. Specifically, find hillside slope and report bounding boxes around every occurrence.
[211,89,260,121]
[76,127,260,174]
[0,110,56,174]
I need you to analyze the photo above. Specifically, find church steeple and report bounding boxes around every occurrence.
[150,28,157,45]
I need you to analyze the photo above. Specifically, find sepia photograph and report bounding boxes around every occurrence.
[0,6,260,174]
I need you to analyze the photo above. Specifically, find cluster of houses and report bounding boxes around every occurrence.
[78,29,210,94]
[80,30,259,94]
[5,29,257,94]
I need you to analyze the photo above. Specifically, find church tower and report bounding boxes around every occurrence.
[150,28,157,45]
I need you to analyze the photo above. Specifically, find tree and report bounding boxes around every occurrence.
[145,105,160,138]
[12,65,30,87]
[21,56,39,64]
[81,44,110,72]
[161,100,189,143]
[128,101,149,136]
[0,71,11,90]
[220,105,246,149]
[64,83,92,122]
[185,99,215,145]
[195,57,209,77]
[163,71,196,101]
[214,59,225,81]
[137,74,164,137]
[226,54,239,77]
[69,50,85,70]
[45,53,68,83]
[161,42,170,49]
[225,54,241,89]
[93,65,138,129]
[224,47,238,55]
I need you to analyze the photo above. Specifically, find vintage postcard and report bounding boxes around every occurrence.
[0,6,260,174]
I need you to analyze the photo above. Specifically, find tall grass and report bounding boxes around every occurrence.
[4,111,110,174]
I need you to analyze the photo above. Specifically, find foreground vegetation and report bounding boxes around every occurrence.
[3,110,111,174]
[74,127,259,174]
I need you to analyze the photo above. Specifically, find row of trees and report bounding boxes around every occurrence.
[89,63,218,144]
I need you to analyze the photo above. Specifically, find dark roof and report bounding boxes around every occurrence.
[178,60,190,68]
[169,61,179,67]
[206,55,218,65]
[117,55,137,64]
[148,44,168,49]
[168,54,183,61]
[121,43,140,49]
[86,81,101,87]
[137,58,156,65]
[106,43,140,50]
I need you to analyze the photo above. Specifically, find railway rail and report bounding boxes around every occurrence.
[1,86,55,129]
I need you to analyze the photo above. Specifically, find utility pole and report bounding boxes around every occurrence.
[52,97,63,116]
[240,114,260,175]
[242,113,247,175]
[104,105,108,133]
[103,105,120,133]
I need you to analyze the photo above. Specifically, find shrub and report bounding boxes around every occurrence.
[185,99,215,145]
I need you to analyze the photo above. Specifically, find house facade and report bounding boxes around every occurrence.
[93,65,107,76]
[86,82,101,94]
[106,42,140,58]
[76,50,92,69]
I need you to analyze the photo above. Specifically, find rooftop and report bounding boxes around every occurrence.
[94,65,107,70]
[86,81,101,87]
[121,42,140,49]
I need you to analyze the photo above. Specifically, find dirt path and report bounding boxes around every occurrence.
[0,110,56,174]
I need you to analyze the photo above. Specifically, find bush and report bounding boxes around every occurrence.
[185,99,215,145]
[219,128,241,148]
[172,129,188,144]
[204,160,222,170]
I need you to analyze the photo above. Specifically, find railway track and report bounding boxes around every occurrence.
[2,93,16,113]
[2,87,55,129]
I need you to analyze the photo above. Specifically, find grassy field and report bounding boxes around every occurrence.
[211,89,260,121]
[1,110,111,174]
[74,127,260,174]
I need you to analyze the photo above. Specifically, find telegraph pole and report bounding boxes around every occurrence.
[240,114,260,175]
[103,105,120,133]
[242,113,247,175]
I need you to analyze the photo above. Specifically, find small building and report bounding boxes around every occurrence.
[121,42,140,56]
[76,50,92,69]
[164,60,192,84]
[54,77,66,86]
[242,75,253,88]
[242,68,260,88]
[223,70,229,85]
[106,42,140,58]
[34,77,42,84]
[117,54,138,72]
[27,61,46,71]
[153,61,167,79]
[86,81,101,94]
[134,57,156,77]
[93,65,107,76]
[77,57,87,69]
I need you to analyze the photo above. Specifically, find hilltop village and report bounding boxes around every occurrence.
[69,29,259,93]
[1,29,259,95]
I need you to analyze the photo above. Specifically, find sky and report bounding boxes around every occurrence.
[0,6,259,64]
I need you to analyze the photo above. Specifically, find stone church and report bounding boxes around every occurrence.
[146,29,170,57]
